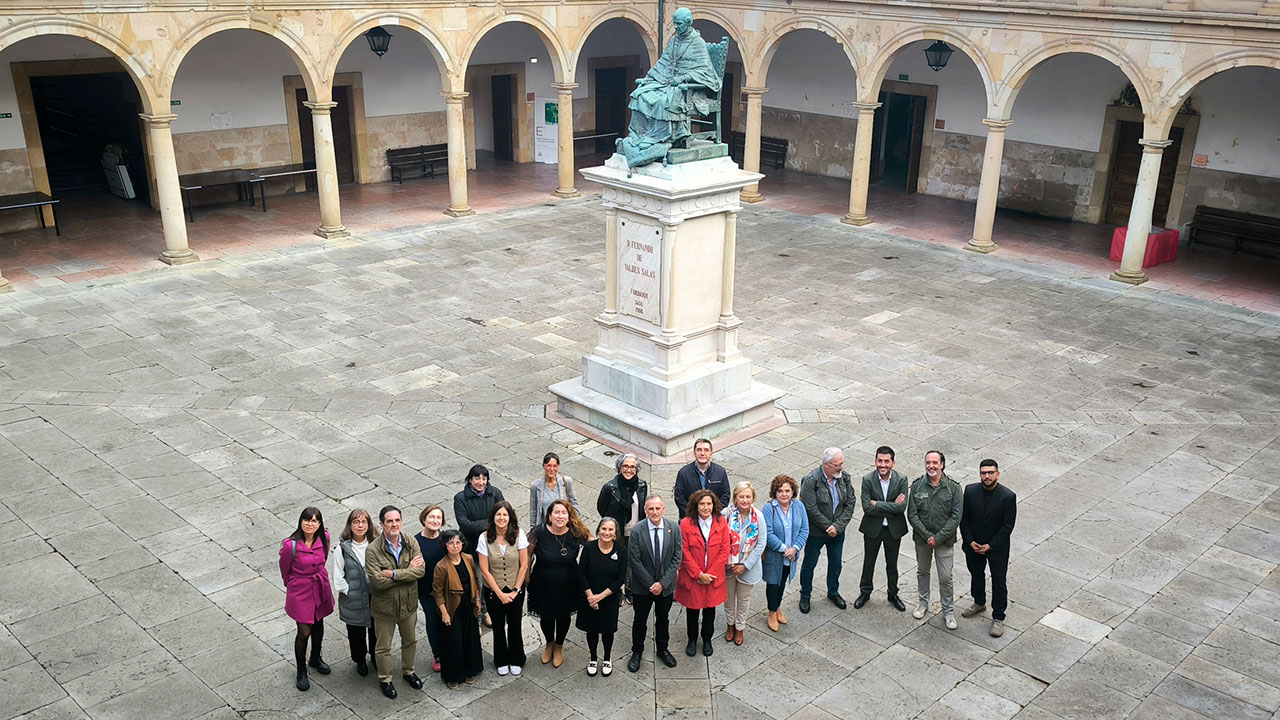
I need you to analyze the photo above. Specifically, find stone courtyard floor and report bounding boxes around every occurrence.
[2,197,1279,720]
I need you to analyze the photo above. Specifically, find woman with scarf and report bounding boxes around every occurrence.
[596,453,648,564]
[722,482,767,646]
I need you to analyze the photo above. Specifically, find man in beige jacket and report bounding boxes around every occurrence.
[366,505,425,699]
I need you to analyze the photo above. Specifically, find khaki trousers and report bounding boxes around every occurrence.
[724,576,755,627]
[373,611,416,682]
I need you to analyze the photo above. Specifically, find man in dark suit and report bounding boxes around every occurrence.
[627,494,683,672]
[673,438,731,518]
[798,447,856,613]
[856,446,909,611]
[960,459,1017,637]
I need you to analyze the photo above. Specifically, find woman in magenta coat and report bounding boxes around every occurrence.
[279,506,335,691]
[675,489,731,658]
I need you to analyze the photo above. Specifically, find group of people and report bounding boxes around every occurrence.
[278,440,1017,698]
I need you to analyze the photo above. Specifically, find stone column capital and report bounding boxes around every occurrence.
[851,102,881,114]
[741,86,768,97]
[441,91,469,103]
[982,118,1014,131]
[552,82,579,92]
[1140,138,1173,151]
[139,113,178,127]
[303,101,338,114]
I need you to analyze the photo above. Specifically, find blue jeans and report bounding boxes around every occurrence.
[799,531,845,599]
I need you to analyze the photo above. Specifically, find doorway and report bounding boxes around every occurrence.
[720,70,735,140]
[1104,121,1184,227]
[295,86,356,188]
[491,74,515,162]
[594,67,628,154]
[872,91,927,193]
[30,72,147,201]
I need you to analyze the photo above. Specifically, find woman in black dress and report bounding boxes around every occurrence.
[432,530,483,689]
[577,517,627,676]
[528,499,591,668]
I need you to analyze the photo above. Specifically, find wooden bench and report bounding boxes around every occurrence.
[727,130,789,170]
[387,144,448,183]
[1187,205,1280,257]
[0,192,60,235]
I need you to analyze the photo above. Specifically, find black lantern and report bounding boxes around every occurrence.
[923,40,953,71]
[364,27,393,58]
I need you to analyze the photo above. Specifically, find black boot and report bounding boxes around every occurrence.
[308,652,331,675]
[296,662,310,691]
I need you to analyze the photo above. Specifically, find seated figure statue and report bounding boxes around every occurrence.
[617,7,722,168]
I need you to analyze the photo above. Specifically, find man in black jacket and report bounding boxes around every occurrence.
[959,459,1017,638]
[672,438,730,518]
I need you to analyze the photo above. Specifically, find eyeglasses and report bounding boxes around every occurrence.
[979,470,997,475]
[621,464,638,470]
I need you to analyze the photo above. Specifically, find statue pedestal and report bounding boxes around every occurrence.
[549,154,783,457]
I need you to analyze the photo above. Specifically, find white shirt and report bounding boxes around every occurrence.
[476,532,529,557]
[698,516,713,564]
[329,538,368,597]
[627,492,642,533]
[648,519,664,558]
[880,475,891,526]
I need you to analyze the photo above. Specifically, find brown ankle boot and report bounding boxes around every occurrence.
[552,643,564,668]
[767,611,779,632]
[541,644,553,664]
[776,609,788,625]
[725,624,736,642]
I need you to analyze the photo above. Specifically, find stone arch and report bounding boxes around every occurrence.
[0,19,158,112]
[460,12,570,84]
[1160,50,1280,133]
[688,8,747,58]
[161,14,323,100]
[862,27,995,109]
[996,38,1151,122]
[323,13,456,92]
[571,8,659,70]
[754,17,859,86]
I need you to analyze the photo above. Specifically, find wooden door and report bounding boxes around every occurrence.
[905,94,927,196]
[1105,121,1184,226]
[491,74,514,162]
[295,87,355,187]
[594,67,627,154]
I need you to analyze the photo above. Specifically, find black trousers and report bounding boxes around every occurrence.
[765,565,791,611]
[630,592,673,654]
[485,588,527,668]
[346,622,375,663]
[686,608,715,642]
[859,529,902,597]
[965,549,1009,621]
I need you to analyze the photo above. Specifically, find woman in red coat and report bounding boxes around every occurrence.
[675,489,731,657]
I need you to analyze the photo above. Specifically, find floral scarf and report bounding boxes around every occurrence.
[727,506,760,564]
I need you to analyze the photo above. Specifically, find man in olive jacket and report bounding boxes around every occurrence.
[907,451,963,629]
[366,505,425,699]
[798,447,857,613]
[856,446,910,611]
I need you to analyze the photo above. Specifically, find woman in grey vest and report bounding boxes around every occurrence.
[478,500,529,675]
[329,509,379,676]
[529,452,580,528]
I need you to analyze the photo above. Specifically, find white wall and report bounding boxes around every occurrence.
[169,31,302,134]
[763,30,858,118]
[1191,66,1280,178]
[574,18,652,101]
[336,32,445,116]
[1004,54,1127,150]
[0,35,116,150]
[884,41,987,135]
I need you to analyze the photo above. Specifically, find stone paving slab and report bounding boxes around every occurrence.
[2,199,1280,718]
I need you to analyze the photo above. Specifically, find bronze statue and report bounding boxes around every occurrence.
[618,8,723,168]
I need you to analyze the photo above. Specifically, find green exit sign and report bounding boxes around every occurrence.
[898,74,909,81]
[170,100,181,106]
[0,113,11,119]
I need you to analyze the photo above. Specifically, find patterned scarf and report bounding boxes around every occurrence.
[728,507,760,562]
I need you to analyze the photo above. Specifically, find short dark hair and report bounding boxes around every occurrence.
[465,464,489,484]
[769,474,799,499]
[694,438,713,451]
[875,446,895,460]
[925,450,946,468]
[379,505,401,523]
[979,459,998,470]
[439,529,463,549]
[543,452,560,465]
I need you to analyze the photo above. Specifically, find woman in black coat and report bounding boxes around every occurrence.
[577,517,627,676]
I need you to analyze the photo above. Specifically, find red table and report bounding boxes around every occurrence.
[1109,226,1179,268]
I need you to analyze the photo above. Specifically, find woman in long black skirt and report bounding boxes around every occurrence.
[577,517,627,676]
[432,530,484,689]
[527,499,591,668]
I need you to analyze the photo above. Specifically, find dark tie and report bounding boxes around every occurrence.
[652,526,662,575]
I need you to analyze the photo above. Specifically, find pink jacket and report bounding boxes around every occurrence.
[280,533,335,624]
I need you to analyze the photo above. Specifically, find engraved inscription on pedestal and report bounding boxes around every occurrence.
[619,218,662,325]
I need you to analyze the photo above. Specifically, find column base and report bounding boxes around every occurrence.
[159,250,200,266]
[964,239,999,254]
[840,213,872,226]
[1109,268,1149,285]
[444,206,475,218]
[314,225,350,240]
[0,278,12,294]
[552,188,581,199]
[740,189,765,203]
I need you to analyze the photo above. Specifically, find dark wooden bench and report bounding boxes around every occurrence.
[1187,206,1280,257]
[727,130,789,169]
[387,144,448,183]
[0,192,60,235]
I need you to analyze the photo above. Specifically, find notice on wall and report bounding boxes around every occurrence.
[211,112,232,130]
[618,218,662,324]
[533,97,558,164]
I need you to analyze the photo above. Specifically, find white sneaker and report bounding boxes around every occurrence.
[587,660,598,676]
[497,665,509,676]
[912,605,927,619]
[945,615,957,630]
[601,660,613,676]
[510,665,522,676]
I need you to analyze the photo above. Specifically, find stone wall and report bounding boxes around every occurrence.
[926,131,1097,222]
[1178,167,1280,229]
[0,147,39,231]
[760,106,855,178]
[173,126,291,175]
[365,111,447,182]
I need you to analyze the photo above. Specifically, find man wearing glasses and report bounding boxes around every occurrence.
[959,459,1017,637]
[797,447,856,613]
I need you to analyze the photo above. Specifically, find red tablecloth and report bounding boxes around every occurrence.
[1109,226,1179,268]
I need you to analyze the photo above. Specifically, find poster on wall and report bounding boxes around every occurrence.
[533,97,558,164]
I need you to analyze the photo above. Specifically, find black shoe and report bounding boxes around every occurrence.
[853,593,870,609]
[308,655,331,675]
[702,639,713,657]
[799,597,811,614]
[627,652,643,673]
[295,664,310,692]
[829,594,848,610]
[658,650,678,668]
[403,673,423,690]
[356,661,369,676]
[380,681,397,699]
[889,595,906,612]
[685,641,697,657]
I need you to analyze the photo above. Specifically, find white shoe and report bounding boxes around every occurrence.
[912,605,926,620]
[497,665,509,676]
[601,660,612,676]
[945,615,957,630]
[510,665,522,676]
[587,660,598,676]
